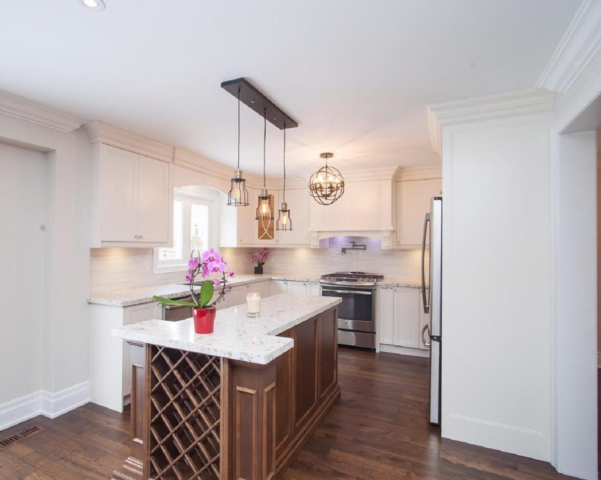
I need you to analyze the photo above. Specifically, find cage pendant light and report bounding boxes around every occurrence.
[277,125,292,231]
[227,86,249,206]
[309,152,345,205]
[256,109,274,234]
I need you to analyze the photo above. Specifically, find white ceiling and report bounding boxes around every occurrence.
[0,0,581,177]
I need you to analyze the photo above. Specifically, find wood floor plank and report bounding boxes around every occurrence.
[0,348,582,480]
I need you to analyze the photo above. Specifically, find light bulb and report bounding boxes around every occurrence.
[80,0,105,9]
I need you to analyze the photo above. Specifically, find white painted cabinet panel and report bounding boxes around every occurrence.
[418,288,431,350]
[307,281,320,296]
[137,155,170,243]
[94,144,171,247]
[277,188,311,246]
[287,281,308,295]
[377,286,394,345]
[100,145,138,242]
[395,179,442,248]
[271,280,289,295]
[392,287,420,348]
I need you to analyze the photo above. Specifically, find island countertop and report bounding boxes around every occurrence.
[112,293,341,365]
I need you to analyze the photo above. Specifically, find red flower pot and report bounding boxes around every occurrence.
[193,307,216,334]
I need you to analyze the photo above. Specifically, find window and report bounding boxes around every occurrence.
[154,189,219,273]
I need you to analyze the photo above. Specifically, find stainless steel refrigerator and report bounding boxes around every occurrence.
[421,197,442,426]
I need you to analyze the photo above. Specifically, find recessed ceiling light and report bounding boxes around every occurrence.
[79,0,106,11]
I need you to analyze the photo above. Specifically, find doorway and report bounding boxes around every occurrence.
[0,142,47,409]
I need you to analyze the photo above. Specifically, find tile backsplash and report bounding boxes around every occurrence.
[90,237,425,292]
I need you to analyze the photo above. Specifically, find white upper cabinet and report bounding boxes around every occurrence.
[99,145,138,242]
[395,178,442,248]
[137,154,170,243]
[92,144,171,247]
[277,188,311,247]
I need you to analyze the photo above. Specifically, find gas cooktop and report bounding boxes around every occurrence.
[320,271,384,286]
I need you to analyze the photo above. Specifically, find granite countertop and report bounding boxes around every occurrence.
[88,274,322,307]
[378,277,424,288]
[112,294,342,365]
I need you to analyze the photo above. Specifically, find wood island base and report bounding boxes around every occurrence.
[112,306,339,480]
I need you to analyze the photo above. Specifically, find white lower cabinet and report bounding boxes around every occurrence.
[90,302,160,412]
[377,285,428,356]
[271,280,320,296]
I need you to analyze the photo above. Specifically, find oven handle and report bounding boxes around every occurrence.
[322,289,373,296]
[164,303,192,311]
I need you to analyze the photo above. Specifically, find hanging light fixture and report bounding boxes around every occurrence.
[256,108,274,228]
[277,124,292,231]
[227,86,249,206]
[309,152,345,205]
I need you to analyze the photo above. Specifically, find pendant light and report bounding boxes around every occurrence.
[309,152,345,205]
[227,86,249,206]
[256,108,274,228]
[277,124,292,231]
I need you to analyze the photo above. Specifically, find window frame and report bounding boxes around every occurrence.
[153,188,220,274]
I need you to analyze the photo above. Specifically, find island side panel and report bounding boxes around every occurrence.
[222,359,277,480]
[274,306,341,476]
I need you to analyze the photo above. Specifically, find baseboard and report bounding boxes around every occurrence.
[444,413,550,462]
[379,344,430,357]
[0,381,91,431]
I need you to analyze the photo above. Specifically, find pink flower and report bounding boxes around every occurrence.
[202,248,221,264]
[188,257,199,270]
[212,279,221,286]
[229,269,235,278]
[185,273,192,281]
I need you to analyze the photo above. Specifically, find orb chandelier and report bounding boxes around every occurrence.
[309,153,345,205]
[227,86,249,206]
[277,124,292,231]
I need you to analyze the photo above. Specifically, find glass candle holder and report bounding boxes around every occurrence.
[246,292,261,318]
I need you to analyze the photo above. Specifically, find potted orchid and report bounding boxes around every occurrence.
[153,249,234,334]
[250,248,270,274]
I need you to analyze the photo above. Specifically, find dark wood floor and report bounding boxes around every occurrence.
[0,349,578,480]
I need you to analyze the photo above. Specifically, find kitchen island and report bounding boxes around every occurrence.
[111,293,341,480]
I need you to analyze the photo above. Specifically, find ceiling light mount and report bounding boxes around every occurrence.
[78,0,106,11]
[221,78,298,130]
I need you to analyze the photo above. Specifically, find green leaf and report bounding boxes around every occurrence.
[199,281,214,308]
[153,295,197,307]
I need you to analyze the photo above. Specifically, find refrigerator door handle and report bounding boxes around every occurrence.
[421,212,431,314]
[421,324,431,347]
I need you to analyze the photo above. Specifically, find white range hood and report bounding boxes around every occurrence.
[308,167,398,249]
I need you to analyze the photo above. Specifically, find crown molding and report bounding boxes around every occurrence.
[397,164,442,181]
[302,165,399,184]
[536,0,601,93]
[0,90,85,133]
[84,121,174,163]
[427,88,555,155]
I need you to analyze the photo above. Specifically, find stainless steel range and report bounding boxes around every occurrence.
[320,271,383,350]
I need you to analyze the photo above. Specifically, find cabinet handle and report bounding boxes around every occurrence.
[134,235,140,239]
[139,235,143,239]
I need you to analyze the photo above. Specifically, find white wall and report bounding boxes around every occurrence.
[0,143,46,404]
[442,113,553,461]
[554,131,597,479]
[0,112,91,429]
[90,238,423,292]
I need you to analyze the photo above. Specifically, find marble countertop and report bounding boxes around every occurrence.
[88,273,424,307]
[112,294,341,365]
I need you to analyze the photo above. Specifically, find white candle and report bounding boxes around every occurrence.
[246,292,261,317]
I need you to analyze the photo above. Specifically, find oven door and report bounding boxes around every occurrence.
[321,284,375,333]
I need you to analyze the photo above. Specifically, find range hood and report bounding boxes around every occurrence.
[308,167,398,249]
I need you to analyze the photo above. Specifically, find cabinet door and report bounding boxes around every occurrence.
[271,280,289,296]
[227,285,247,308]
[100,145,138,242]
[137,155,170,243]
[396,179,442,248]
[307,282,320,296]
[377,286,394,345]
[294,317,318,427]
[288,281,308,295]
[392,287,420,348]
[418,288,431,350]
[278,188,311,246]
[237,187,258,246]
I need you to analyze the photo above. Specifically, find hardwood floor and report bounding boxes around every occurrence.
[0,349,578,480]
